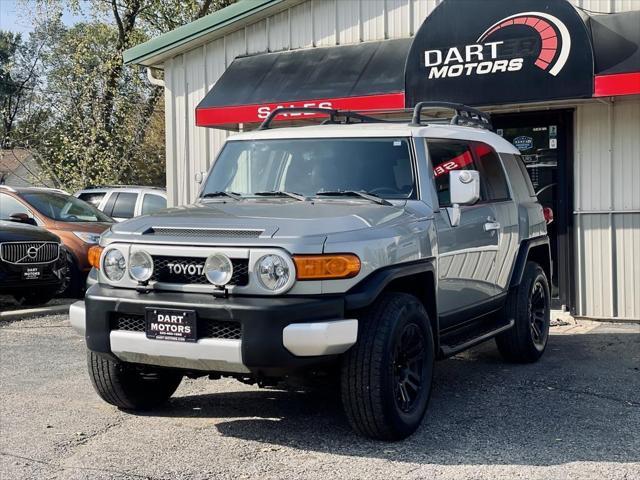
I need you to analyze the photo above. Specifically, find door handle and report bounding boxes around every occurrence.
[484,218,501,232]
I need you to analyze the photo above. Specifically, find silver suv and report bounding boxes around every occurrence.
[74,186,167,222]
[71,104,551,440]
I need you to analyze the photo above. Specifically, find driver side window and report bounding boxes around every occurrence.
[427,140,475,207]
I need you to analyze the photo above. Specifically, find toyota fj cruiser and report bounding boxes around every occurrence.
[71,103,551,440]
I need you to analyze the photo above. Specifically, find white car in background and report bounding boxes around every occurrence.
[74,186,167,222]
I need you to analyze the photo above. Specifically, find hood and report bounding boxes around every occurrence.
[109,199,422,239]
[0,221,60,243]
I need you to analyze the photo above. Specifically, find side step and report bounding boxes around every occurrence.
[439,319,515,357]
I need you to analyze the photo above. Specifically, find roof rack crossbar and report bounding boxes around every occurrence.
[258,107,339,130]
[258,107,393,130]
[411,102,492,130]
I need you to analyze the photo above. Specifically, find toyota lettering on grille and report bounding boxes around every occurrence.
[166,262,204,276]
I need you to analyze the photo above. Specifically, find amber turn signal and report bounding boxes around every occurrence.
[88,245,104,269]
[293,254,361,280]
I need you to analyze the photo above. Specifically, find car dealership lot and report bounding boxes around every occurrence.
[1,314,638,480]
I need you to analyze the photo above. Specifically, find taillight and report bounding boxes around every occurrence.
[543,207,554,225]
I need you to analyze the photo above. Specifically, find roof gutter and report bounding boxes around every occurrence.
[124,0,288,68]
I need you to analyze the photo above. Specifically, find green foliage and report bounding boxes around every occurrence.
[2,0,235,191]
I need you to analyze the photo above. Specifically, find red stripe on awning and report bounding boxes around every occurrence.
[594,72,640,97]
[196,93,406,127]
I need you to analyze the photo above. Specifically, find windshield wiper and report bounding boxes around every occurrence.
[201,191,243,200]
[254,190,308,201]
[315,190,392,206]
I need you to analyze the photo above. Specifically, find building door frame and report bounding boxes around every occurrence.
[492,109,575,312]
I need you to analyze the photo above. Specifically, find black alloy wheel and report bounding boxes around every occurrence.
[393,322,426,414]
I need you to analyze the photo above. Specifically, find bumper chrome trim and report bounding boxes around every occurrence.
[69,301,86,335]
[282,319,358,356]
[110,331,249,373]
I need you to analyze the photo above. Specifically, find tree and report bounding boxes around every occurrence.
[12,0,235,191]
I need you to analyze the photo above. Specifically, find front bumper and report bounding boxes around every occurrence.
[74,285,358,376]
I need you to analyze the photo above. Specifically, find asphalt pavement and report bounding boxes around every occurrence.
[0,313,638,480]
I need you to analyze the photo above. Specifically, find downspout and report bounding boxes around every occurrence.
[147,67,165,87]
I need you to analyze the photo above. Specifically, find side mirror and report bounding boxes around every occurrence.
[448,170,480,227]
[194,172,205,184]
[9,212,37,226]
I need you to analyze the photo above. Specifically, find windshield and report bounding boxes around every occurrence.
[201,138,415,199]
[21,192,112,223]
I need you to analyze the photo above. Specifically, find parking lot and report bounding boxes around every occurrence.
[0,313,638,480]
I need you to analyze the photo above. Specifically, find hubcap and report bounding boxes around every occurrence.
[393,323,426,413]
[529,280,548,348]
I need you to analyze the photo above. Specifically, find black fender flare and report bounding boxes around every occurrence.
[509,235,552,288]
[344,258,436,311]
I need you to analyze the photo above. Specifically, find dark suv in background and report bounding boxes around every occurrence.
[0,220,65,306]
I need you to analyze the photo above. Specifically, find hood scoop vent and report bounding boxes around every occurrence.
[145,227,264,239]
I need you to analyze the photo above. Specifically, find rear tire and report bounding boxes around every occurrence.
[87,351,182,410]
[496,261,550,363]
[341,293,434,440]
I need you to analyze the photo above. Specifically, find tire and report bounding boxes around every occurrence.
[87,351,183,410]
[61,253,84,298]
[341,292,434,441]
[496,261,551,363]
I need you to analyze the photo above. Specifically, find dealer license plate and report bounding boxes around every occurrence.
[22,266,42,280]
[145,308,197,342]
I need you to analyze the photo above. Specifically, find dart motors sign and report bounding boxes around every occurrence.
[405,0,594,106]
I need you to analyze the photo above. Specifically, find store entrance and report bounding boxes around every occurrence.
[493,110,574,310]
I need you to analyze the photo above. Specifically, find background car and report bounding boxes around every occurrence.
[74,186,167,221]
[0,220,66,306]
[0,186,113,297]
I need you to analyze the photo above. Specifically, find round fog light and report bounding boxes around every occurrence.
[129,250,154,282]
[205,253,233,286]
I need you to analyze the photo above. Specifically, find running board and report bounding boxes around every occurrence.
[439,319,515,357]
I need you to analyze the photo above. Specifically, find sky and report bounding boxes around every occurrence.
[0,0,87,35]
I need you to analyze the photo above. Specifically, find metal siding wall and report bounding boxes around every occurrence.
[575,98,640,320]
[572,0,638,12]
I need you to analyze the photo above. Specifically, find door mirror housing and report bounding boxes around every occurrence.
[448,170,480,227]
[9,212,37,226]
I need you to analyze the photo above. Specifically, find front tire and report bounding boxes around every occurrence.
[87,351,182,410]
[341,293,434,441]
[496,261,551,363]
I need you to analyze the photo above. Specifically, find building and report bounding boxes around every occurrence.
[124,0,640,321]
[0,149,55,188]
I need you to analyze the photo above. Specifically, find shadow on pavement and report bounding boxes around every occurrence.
[143,330,640,466]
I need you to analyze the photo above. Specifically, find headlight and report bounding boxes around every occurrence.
[256,254,291,292]
[204,253,233,286]
[73,231,101,244]
[103,249,126,281]
[129,250,153,282]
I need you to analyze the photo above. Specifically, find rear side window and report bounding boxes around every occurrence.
[514,154,537,197]
[78,192,105,207]
[141,194,166,215]
[111,193,137,219]
[472,143,510,201]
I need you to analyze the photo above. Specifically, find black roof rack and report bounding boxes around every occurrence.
[258,107,389,130]
[411,102,492,130]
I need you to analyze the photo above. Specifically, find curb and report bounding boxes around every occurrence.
[0,304,71,322]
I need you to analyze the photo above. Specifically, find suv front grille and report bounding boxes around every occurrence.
[150,256,249,286]
[0,242,59,264]
[111,314,242,340]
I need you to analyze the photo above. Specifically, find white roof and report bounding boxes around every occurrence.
[229,122,520,155]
